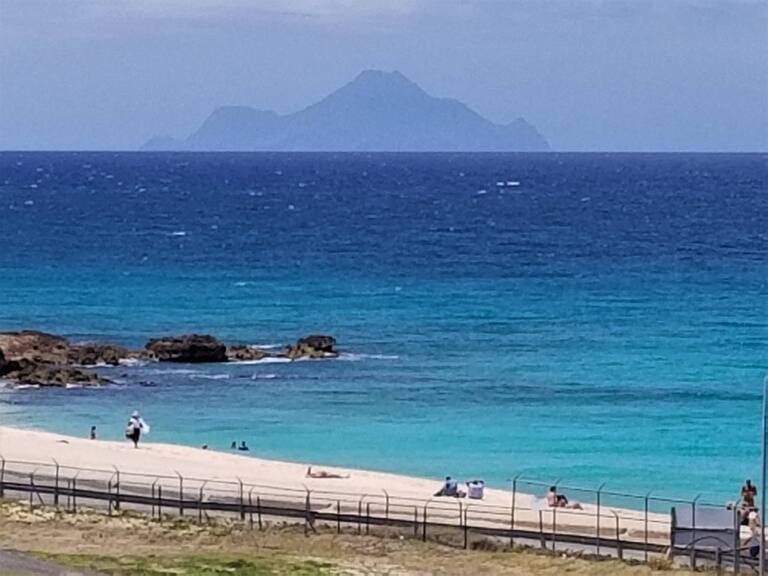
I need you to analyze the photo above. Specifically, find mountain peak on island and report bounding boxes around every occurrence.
[141,70,549,152]
[349,69,422,91]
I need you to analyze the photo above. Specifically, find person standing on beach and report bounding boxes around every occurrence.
[125,410,149,448]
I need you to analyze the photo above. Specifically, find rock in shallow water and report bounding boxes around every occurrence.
[0,358,107,387]
[144,334,228,363]
[226,345,270,362]
[0,330,71,365]
[68,343,134,366]
[284,334,338,359]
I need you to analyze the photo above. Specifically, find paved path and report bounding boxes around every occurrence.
[0,550,103,576]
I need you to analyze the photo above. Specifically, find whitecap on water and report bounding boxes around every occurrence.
[145,368,200,375]
[251,373,277,380]
[168,231,187,237]
[118,358,148,367]
[234,357,292,365]
[190,373,230,380]
[507,181,521,187]
[338,353,399,362]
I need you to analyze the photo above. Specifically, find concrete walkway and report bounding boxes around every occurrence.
[0,550,103,576]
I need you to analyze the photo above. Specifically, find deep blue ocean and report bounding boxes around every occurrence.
[0,152,765,503]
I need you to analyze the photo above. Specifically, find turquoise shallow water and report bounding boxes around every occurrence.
[0,152,765,505]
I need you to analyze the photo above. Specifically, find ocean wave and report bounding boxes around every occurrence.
[338,353,400,362]
[144,368,201,375]
[233,357,293,365]
[251,373,277,380]
[190,373,231,380]
[119,358,149,367]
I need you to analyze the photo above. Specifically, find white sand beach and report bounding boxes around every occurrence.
[0,425,676,545]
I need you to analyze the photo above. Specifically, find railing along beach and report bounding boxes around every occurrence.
[0,455,757,572]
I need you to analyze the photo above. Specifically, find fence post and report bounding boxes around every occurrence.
[365,502,371,535]
[538,510,545,549]
[510,474,522,547]
[551,508,557,554]
[422,503,429,542]
[715,547,722,575]
[0,456,4,498]
[382,489,390,520]
[53,459,60,507]
[257,495,263,530]
[113,467,120,511]
[197,481,207,524]
[28,471,34,508]
[644,490,653,562]
[690,494,701,569]
[158,484,163,522]
[72,473,78,513]
[336,500,341,534]
[690,546,696,571]
[176,472,184,516]
[107,479,113,516]
[613,511,622,560]
[151,479,158,519]
[238,479,245,521]
[413,506,418,537]
[357,496,364,534]
[304,489,311,536]
[463,508,469,549]
[248,488,254,529]
[733,507,741,574]
[596,482,606,555]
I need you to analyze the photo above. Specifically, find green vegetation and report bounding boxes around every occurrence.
[42,553,338,576]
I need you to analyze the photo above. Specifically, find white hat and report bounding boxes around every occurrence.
[131,410,140,417]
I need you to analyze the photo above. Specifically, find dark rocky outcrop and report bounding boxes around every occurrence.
[1,329,341,387]
[0,330,117,386]
[0,331,71,365]
[144,334,227,363]
[284,335,338,359]
[226,345,270,362]
[68,343,134,366]
[1,359,108,387]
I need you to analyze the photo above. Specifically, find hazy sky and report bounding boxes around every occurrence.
[1,0,766,151]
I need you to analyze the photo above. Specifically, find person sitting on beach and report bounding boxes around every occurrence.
[434,476,465,498]
[546,486,583,510]
[89,425,96,440]
[306,466,350,479]
[238,441,249,451]
[740,479,758,523]
[124,410,149,448]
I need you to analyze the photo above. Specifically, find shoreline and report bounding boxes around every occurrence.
[0,425,675,542]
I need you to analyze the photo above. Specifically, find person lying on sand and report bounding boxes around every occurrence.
[306,466,350,479]
[546,486,583,510]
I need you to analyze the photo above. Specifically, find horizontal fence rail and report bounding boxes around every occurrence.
[0,456,758,572]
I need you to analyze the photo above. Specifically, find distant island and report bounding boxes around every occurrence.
[141,70,549,152]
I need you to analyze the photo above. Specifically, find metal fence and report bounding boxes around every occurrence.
[0,456,757,572]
